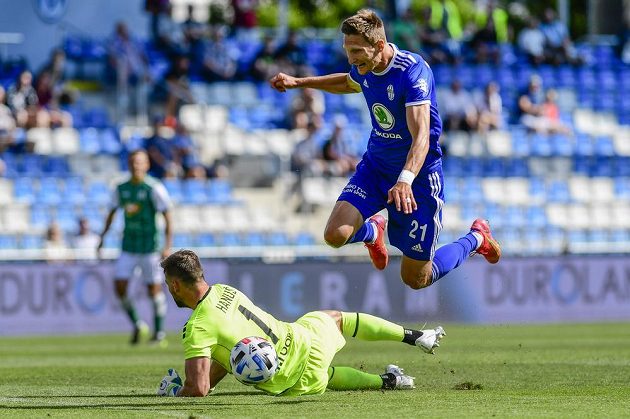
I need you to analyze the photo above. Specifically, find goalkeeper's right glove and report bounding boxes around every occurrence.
[157,368,183,396]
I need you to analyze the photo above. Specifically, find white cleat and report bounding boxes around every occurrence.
[415,326,446,354]
[386,364,415,389]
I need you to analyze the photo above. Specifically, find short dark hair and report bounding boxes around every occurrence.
[160,249,205,285]
[341,9,386,45]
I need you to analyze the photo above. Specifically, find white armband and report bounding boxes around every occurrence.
[397,170,415,185]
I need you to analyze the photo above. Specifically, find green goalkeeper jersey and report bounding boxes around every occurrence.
[182,284,311,395]
[111,176,171,254]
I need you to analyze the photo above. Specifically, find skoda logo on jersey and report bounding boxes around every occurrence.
[387,84,394,101]
[372,103,395,131]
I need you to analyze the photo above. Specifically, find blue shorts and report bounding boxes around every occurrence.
[337,159,444,261]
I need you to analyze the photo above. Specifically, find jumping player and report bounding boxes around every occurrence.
[156,249,446,397]
[270,9,501,290]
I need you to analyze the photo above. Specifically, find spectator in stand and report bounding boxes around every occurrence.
[183,5,207,67]
[517,17,546,66]
[107,21,151,120]
[7,70,48,129]
[518,75,570,134]
[164,55,194,121]
[231,0,258,39]
[0,86,16,149]
[144,116,181,179]
[156,3,187,59]
[145,0,171,45]
[290,87,325,130]
[291,120,325,176]
[200,27,239,82]
[274,30,312,77]
[475,81,503,133]
[541,89,572,135]
[418,6,448,63]
[390,8,421,53]
[34,71,72,128]
[540,8,581,66]
[44,221,68,262]
[251,35,279,81]
[172,122,207,179]
[440,80,478,132]
[321,115,359,177]
[427,0,464,64]
[41,49,68,90]
[471,0,509,64]
[72,217,101,260]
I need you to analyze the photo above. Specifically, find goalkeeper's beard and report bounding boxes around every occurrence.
[172,295,186,308]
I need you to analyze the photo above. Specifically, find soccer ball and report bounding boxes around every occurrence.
[230,336,279,385]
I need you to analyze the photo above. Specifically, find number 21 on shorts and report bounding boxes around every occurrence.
[409,220,427,241]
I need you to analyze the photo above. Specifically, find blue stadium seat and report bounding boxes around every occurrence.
[36,178,63,206]
[64,177,86,205]
[13,177,36,204]
[197,233,217,247]
[610,230,630,243]
[528,177,546,202]
[555,66,576,88]
[43,156,71,177]
[504,205,525,228]
[173,233,194,248]
[526,206,548,228]
[207,179,233,204]
[182,179,208,204]
[614,177,630,199]
[574,134,594,156]
[99,128,122,154]
[220,232,242,247]
[529,134,552,157]
[460,177,484,205]
[0,234,18,249]
[547,180,571,203]
[162,178,183,203]
[18,154,44,177]
[56,204,78,233]
[30,206,52,230]
[86,180,111,205]
[267,232,289,246]
[550,134,573,157]
[244,232,265,247]
[293,232,315,246]
[593,135,615,156]
[79,128,102,154]
[20,234,44,250]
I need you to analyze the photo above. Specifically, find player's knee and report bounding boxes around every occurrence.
[323,226,350,248]
[400,270,431,290]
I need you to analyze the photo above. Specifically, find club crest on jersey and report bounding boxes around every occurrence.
[371,103,395,131]
[387,84,394,101]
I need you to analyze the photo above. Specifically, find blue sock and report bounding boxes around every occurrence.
[348,221,376,244]
[431,233,479,283]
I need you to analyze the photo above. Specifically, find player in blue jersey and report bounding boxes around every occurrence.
[270,9,501,290]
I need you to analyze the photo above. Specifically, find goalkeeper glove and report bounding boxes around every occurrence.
[157,368,183,396]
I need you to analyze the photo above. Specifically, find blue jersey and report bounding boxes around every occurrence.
[348,43,443,178]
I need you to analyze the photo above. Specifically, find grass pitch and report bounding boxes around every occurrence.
[1,323,629,418]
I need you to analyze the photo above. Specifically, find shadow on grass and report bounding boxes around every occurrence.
[0,393,317,409]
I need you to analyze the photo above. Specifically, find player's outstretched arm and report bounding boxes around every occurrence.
[175,357,228,397]
[269,72,360,94]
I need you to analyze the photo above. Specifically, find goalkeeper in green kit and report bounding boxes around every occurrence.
[157,250,445,397]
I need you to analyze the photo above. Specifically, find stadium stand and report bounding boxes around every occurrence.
[0,2,627,259]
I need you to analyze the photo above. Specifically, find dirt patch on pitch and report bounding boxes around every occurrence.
[453,381,484,390]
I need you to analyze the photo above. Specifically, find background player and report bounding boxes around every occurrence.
[270,9,501,290]
[156,249,446,397]
[97,149,173,345]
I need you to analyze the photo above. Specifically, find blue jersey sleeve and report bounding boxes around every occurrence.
[403,61,434,107]
[348,66,363,91]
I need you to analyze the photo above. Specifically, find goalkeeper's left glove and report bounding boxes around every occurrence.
[157,368,183,396]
